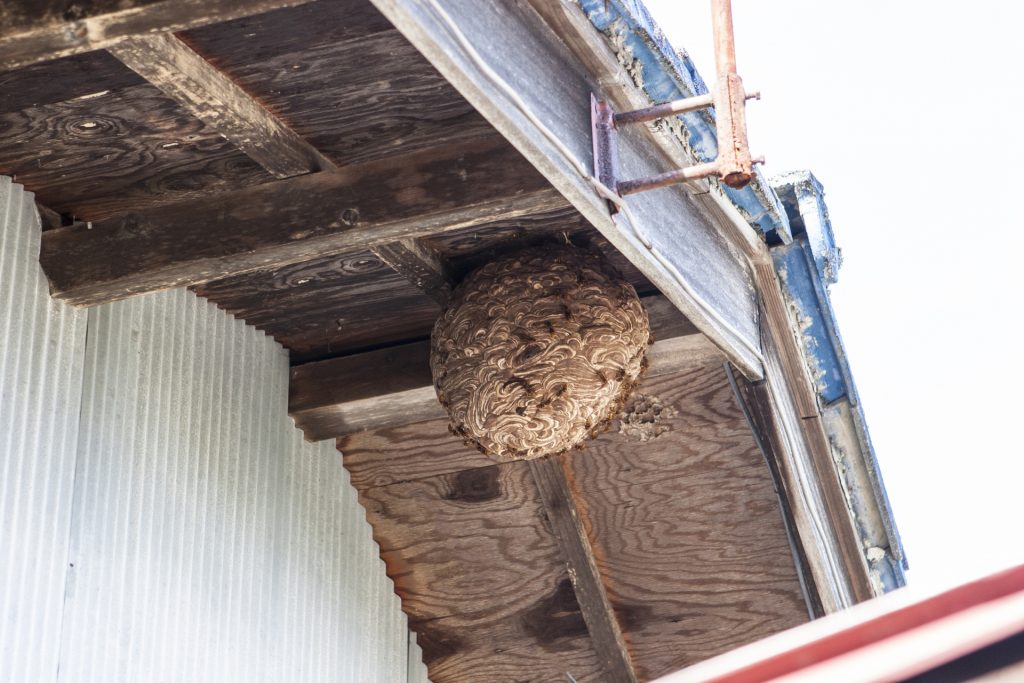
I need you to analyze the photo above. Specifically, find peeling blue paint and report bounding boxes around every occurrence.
[771,173,908,582]
[774,172,842,284]
[578,0,792,241]
[769,172,851,406]
[772,239,848,404]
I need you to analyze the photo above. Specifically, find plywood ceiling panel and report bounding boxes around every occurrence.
[565,361,810,680]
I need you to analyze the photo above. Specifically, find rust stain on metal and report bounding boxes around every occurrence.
[590,0,759,196]
[711,0,754,189]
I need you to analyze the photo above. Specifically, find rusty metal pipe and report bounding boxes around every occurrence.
[617,161,720,196]
[711,0,754,189]
[614,93,715,125]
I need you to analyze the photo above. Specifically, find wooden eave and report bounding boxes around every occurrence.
[0,0,885,680]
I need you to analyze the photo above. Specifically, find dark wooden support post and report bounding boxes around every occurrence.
[528,456,638,683]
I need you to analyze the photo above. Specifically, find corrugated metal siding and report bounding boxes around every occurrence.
[58,289,411,682]
[0,177,88,683]
[0,175,428,682]
[408,629,431,683]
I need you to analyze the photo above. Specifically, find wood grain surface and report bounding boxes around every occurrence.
[529,456,638,682]
[196,249,442,362]
[42,136,563,306]
[0,83,273,221]
[181,5,494,167]
[563,361,810,680]
[341,357,809,682]
[109,32,334,178]
[0,0,319,70]
[197,208,642,365]
[0,51,144,114]
[352,447,606,682]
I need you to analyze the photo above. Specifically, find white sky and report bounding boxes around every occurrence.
[645,0,1024,589]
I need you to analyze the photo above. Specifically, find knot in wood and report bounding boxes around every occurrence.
[430,245,649,460]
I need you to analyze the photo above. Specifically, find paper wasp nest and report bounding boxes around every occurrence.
[430,246,649,460]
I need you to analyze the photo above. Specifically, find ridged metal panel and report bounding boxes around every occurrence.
[55,289,413,682]
[0,177,88,683]
[408,629,431,683]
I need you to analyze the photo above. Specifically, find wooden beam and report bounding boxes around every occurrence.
[108,33,332,178]
[528,456,638,683]
[291,342,440,440]
[290,294,712,441]
[39,137,567,306]
[110,32,453,303]
[754,272,876,612]
[371,238,454,305]
[365,0,763,378]
[0,0,319,71]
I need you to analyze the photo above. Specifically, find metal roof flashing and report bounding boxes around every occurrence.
[577,0,792,241]
[770,172,908,591]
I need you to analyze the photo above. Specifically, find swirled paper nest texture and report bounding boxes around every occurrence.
[430,246,650,460]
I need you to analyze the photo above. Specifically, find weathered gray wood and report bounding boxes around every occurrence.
[527,456,638,683]
[39,137,567,306]
[754,260,874,612]
[289,294,715,441]
[366,0,762,378]
[371,238,453,305]
[108,33,333,178]
[0,0,318,71]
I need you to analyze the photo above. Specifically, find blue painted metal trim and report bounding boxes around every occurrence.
[770,173,908,582]
[578,0,792,241]
[771,239,848,404]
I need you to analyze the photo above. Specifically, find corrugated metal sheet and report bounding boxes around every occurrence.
[58,289,412,681]
[0,177,88,683]
[0,174,428,681]
[408,629,431,683]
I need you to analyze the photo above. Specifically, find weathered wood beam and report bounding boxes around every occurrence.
[365,0,763,378]
[528,456,638,683]
[291,342,440,440]
[108,33,332,178]
[371,238,454,305]
[754,270,876,610]
[0,0,318,71]
[39,138,567,306]
[109,32,450,302]
[290,294,712,441]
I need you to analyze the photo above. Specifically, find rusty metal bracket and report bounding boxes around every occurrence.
[590,0,762,204]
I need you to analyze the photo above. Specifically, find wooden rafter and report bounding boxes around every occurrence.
[289,294,711,441]
[39,138,566,306]
[371,238,453,305]
[528,456,638,683]
[108,33,333,179]
[109,32,463,303]
[0,0,319,71]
